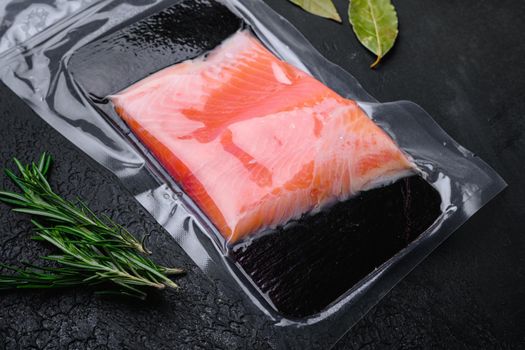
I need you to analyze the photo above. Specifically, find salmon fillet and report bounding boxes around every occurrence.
[111,30,412,243]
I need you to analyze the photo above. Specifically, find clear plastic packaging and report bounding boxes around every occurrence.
[0,0,95,53]
[0,0,506,348]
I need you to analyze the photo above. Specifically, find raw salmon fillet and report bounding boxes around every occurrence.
[111,31,412,243]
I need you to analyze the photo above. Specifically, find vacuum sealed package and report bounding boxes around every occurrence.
[0,0,506,348]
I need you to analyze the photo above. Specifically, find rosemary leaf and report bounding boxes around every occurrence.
[0,153,183,299]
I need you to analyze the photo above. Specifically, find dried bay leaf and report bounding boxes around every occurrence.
[288,0,342,22]
[349,0,398,68]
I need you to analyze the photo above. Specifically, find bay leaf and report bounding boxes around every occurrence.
[348,0,398,68]
[289,0,342,23]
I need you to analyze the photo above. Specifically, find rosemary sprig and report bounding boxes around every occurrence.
[0,153,183,299]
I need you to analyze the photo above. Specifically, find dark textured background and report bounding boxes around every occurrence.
[1,0,524,348]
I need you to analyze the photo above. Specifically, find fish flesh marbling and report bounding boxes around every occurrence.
[111,30,413,243]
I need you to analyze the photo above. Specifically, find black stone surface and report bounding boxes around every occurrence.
[0,0,524,349]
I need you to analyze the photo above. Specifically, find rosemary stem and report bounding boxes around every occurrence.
[0,153,183,298]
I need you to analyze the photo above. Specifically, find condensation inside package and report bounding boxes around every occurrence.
[0,0,506,348]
